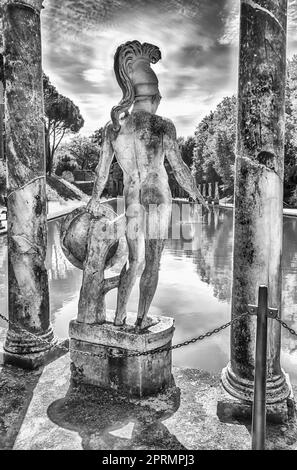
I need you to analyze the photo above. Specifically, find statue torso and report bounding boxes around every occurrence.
[109,111,175,187]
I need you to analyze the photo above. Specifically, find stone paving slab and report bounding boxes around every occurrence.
[1,352,297,450]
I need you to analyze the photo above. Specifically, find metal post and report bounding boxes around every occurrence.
[252,285,268,450]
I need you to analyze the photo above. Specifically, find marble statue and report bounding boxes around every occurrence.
[62,40,207,331]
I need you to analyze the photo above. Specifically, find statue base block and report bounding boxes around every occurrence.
[69,311,175,398]
[217,374,295,425]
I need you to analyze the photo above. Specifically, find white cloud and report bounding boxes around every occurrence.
[40,0,297,138]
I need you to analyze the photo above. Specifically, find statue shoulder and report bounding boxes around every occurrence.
[137,113,177,139]
[103,121,117,142]
[158,117,177,140]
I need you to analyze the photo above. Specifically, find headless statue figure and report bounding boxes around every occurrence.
[86,41,207,330]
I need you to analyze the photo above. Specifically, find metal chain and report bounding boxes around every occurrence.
[0,311,77,355]
[275,316,297,338]
[0,311,250,360]
[2,310,297,360]
[125,312,250,358]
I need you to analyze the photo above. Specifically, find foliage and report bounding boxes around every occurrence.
[177,136,196,167]
[192,96,236,195]
[284,55,297,202]
[91,127,104,147]
[192,56,297,202]
[55,135,100,175]
[43,74,84,175]
[55,153,78,177]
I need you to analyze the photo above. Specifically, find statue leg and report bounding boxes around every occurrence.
[114,201,144,326]
[136,176,172,330]
[136,238,165,330]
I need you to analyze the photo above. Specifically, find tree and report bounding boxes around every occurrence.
[212,96,236,192]
[43,74,84,175]
[55,135,101,177]
[91,127,104,147]
[284,55,297,204]
[55,153,78,177]
[192,115,213,184]
[192,57,297,203]
[177,136,196,167]
[192,102,232,193]
[61,135,100,172]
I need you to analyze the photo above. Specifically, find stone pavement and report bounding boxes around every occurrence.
[1,351,297,450]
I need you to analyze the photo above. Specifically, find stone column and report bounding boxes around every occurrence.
[2,0,57,367]
[208,183,212,199]
[219,0,292,420]
[202,184,206,198]
[214,182,219,205]
[215,182,219,199]
[0,82,4,162]
[0,22,4,162]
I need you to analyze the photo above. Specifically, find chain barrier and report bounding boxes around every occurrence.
[126,311,250,358]
[1,311,297,360]
[0,311,250,360]
[274,316,297,338]
[0,312,75,355]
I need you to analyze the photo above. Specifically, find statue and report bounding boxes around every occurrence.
[62,40,207,332]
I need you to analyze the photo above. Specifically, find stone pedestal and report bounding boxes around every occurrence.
[69,311,175,398]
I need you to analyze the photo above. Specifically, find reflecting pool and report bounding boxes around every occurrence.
[1,200,297,383]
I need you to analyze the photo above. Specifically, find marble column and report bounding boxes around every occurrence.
[220,0,291,415]
[208,183,212,199]
[0,81,4,162]
[2,0,57,365]
[215,182,219,200]
[0,21,4,161]
[213,182,219,205]
[202,184,206,198]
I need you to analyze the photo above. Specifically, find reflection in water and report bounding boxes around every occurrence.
[1,201,297,382]
[46,222,83,338]
[192,207,233,303]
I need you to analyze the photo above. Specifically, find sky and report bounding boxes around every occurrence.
[41,0,297,138]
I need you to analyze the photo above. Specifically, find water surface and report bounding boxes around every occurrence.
[1,201,297,383]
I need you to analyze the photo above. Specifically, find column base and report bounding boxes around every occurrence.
[221,363,291,404]
[1,339,69,370]
[69,311,175,398]
[4,326,57,355]
[217,364,295,424]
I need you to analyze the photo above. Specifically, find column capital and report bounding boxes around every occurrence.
[1,0,44,14]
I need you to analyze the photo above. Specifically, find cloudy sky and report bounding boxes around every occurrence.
[41,0,297,137]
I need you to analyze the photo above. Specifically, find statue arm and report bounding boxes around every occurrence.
[87,125,114,214]
[164,126,208,209]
